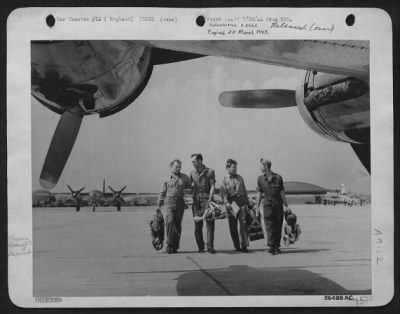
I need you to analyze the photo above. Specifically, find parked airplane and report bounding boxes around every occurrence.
[31,40,370,189]
[67,184,85,211]
[67,185,85,199]
[320,184,362,206]
[32,189,56,207]
[107,185,127,211]
[64,179,131,211]
[321,193,361,206]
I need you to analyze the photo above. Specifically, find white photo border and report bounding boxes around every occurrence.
[7,7,393,307]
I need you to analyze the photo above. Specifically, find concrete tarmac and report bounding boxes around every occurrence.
[33,204,371,296]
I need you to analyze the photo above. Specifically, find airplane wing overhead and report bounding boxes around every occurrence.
[133,40,369,78]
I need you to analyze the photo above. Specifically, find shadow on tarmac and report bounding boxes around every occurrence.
[277,248,330,254]
[176,265,371,296]
[175,248,329,255]
[182,248,268,255]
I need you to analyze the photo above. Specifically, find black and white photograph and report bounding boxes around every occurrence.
[7,7,393,307]
[31,38,373,297]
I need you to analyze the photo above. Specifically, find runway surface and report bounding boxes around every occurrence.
[33,204,371,296]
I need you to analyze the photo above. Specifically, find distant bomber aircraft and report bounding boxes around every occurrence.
[32,40,370,189]
[65,179,131,211]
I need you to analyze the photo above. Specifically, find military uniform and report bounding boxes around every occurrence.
[190,165,216,251]
[158,173,191,251]
[220,174,250,250]
[257,172,285,250]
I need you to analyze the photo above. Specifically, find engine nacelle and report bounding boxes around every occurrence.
[31,40,153,118]
[296,70,369,144]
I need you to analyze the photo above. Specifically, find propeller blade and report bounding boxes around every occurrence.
[78,187,85,193]
[120,185,127,193]
[40,111,83,189]
[219,89,296,109]
[67,184,73,193]
[108,185,116,193]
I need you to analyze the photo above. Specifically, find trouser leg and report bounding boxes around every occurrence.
[263,207,274,247]
[273,209,284,248]
[238,206,249,248]
[194,220,204,250]
[228,213,240,249]
[264,207,284,248]
[192,199,205,250]
[165,207,176,248]
[192,204,204,250]
[206,219,215,249]
[264,218,273,247]
[174,199,185,250]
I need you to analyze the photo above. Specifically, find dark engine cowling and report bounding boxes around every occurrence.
[31,40,153,118]
[296,70,370,144]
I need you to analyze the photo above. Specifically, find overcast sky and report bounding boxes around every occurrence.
[31,55,370,194]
